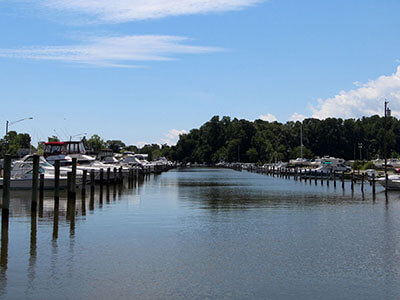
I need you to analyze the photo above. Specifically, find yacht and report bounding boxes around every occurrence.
[98,149,119,164]
[376,174,400,190]
[44,141,95,165]
[0,156,69,189]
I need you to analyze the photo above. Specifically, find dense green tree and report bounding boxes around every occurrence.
[85,134,105,152]
[169,115,400,163]
[0,131,31,157]
[106,140,126,153]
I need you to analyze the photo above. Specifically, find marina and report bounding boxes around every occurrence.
[0,168,400,299]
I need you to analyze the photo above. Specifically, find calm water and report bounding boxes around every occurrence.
[1,168,400,300]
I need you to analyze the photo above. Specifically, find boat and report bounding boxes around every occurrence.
[98,149,119,164]
[44,141,96,165]
[376,174,400,190]
[0,157,69,190]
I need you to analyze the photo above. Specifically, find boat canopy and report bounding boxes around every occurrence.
[44,141,86,157]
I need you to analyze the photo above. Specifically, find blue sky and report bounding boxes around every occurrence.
[1,0,400,146]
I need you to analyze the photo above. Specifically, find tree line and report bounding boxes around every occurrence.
[1,114,398,163]
[169,115,399,163]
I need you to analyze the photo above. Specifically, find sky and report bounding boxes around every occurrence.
[1,0,400,146]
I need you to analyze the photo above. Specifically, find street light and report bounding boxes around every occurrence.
[5,117,33,136]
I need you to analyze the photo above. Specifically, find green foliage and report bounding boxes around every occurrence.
[106,140,126,153]
[85,134,105,152]
[362,161,375,170]
[290,146,313,159]
[351,160,363,170]
[0,131,31,157]
[169,115,400,163]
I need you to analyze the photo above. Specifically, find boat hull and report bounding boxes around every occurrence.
[0,178,69,190]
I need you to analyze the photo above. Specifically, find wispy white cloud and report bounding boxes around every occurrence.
[289,112,307,122]
[40,0,264,23]
[160,129,187,145]
[311,66,400,119]
[259,113,277,122]
[0,34,222,67]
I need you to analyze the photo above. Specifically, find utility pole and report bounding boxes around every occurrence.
[358,143,363,161]
[300,123,303,159]
[384,99,391,189]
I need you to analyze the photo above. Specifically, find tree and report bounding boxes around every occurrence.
[0,131,32,157]
[86,134,105,153]
[106,140,126,153]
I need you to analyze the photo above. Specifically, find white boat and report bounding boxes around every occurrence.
[44,141,96,165]
[376,174,400,190]
[289,158,311,167]
[19,155,78,177]
[0,157,69,190]
[98,149,120,164]
[311,156,351,172]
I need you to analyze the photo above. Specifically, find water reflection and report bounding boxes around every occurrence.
[82,193,86,216]
[0,212,8,296]
[53,199,59,241]
[27,208,37,294]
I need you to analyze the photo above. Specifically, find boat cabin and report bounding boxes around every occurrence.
[44,141,86,157]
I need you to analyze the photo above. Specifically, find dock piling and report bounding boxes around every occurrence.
[39,173,44,200]
[31,155,39,211]
[54,160,60,201]
[82,170,87,195]
[2,156,11,218]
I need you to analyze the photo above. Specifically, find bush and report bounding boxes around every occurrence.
[362,161,375,170]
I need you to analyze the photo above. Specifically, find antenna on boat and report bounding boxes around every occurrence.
[70,133,87,141]
[53,129,61,140]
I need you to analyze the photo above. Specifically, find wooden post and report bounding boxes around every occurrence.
[89,188,95,211]
[385,173,389,195]
[372,173,376,195]
[31,155,39,211]
[351,172,354,191]
[53,200,59,241]
[326,171,329,187]
[113,167,117,184]
[82,170,87,195]
[106,167,110,185]
[361,173,364,192]
[39,173,44,200]
[342,171,345,189]
[320,171,324,185]
[100,168,104,185]
[71,158,77,196]
[2,155,11,217]
[119,167,123,182]
[39,173,44,218]
[309,169,312,183]
[54,160,60,201]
